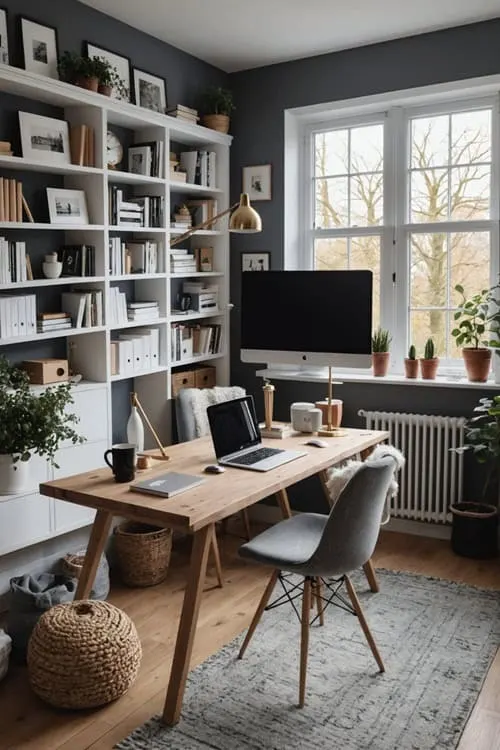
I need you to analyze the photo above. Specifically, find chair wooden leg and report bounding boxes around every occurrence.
[344,575,385,673]
[238,569,279,660]
[299,577,312,708]
[209,527,224,588]
[314,577,325,626]
[363,559,380,593]
[241,508,251,541]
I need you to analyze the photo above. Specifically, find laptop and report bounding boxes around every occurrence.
[207,395,307,472]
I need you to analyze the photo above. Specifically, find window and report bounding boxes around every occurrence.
[299,93,498,372]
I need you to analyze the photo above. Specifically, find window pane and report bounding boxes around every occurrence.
[450,232,490,304]
[350,173,383,226]
[410,233,447,307]
[451,110,491,165]
[410,310,446,358]
[411,115,448,168]
[314,130,348,177]
[314,236,380,327]
[410,168,448,223]
[350,124,383,173]
[450,165,490,220]
[314,177,348,228]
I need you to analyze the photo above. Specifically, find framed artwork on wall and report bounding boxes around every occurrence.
[0,8,9,64]
[20,17,59,79]
[47,188,89,225]
[85,42,131,101]
[242,164,272,201]
[19,112,71,165]
[133,67,167,113]
[241,252,270,272]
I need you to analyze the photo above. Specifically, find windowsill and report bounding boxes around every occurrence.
[256,367,500,390]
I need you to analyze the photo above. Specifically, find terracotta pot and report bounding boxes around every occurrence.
[98,84,112,97]
[314,399,343,428]
[76,76,99,92]
[420,357,439,380]
[404,359,419,379]
[372,352,390,377]
[201,114,230,134]
[462,347,492,383]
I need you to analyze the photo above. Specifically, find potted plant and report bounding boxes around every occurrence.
[372,327,391,377]
[93,57,128,98]
[451,282,500,383]
[57,51,101,92]
[199,86,235,134]
[404,344,419,379]
[0,357,84,495]
[451,395,500,558]
[420,337,439,380]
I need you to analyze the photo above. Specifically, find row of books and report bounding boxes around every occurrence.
[0,293,36,338]
[0,239,29,283]
[108,292,160,327]
[128,140,164,179]
[109,187,165,227]
[57,245,96,277]
[186,199,219,226]
[110,327,160,375]
[61,289,103,328]
[178,151,217,188]
[166,104,199,123]
[109,237,161,276]
[69,124,95,168]
[0,178,30,223]
[171,322,222,363]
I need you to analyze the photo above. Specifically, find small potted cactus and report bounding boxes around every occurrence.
[404,344,419,379]
[420,337,439,380]
[372,327,392,377]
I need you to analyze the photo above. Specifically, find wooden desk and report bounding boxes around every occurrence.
[40,427,388,726]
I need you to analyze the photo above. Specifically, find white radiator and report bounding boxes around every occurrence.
[358,410,467,524]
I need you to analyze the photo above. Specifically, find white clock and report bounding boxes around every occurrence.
[106,130,123,169]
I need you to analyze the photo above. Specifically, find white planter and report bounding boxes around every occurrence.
[0,454,34,496]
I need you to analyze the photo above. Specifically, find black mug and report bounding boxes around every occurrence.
[104,443,136,483]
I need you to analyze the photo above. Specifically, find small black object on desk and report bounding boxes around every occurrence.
[204,464,225,474]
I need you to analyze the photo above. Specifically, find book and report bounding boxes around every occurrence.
[130,471,205,498]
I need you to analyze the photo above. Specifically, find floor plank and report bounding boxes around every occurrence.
[0,529,498,750]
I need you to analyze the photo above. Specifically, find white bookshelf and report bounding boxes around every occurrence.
[0,65,232,555]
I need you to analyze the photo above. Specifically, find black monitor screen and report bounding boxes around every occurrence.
[241,270,372,355]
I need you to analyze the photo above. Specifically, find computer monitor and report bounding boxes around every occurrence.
[240,270,372,368]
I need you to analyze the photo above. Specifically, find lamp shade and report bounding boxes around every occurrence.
[229,193,262,234]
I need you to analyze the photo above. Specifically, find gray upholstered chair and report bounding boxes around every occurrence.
[237,457,395,708]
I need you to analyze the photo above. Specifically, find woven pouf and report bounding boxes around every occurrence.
[27,600,142,709]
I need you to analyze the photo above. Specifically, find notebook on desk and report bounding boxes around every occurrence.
[207,395,306,472]
[130,472,205,498]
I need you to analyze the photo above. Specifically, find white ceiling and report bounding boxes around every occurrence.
[79,0,500,73]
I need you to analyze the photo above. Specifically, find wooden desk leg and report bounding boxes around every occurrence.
[209,526,224,588]
[162,524,212,726]
[276,488,292,519]
[75,510,113,600]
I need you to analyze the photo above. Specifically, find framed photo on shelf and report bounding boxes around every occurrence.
[242,164,272,201]
[47,188,89,225]
[0,9,9,64]
[241,252,270,272]
[19,112,71,165]
[20,17,59,79]
[85,42,131,101]
[133,67,167,113]
[128,145,152,176]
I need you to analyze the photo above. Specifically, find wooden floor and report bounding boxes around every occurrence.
[0,529,499,750]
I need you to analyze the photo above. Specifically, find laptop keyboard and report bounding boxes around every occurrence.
[226,446,283,465]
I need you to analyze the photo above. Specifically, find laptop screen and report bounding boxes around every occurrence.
[207,396,261,458]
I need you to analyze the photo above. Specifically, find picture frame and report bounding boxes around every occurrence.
[133,67,167,113]
[242,164,272,201]
[85,42,131,102]
[128,145,152,176]
[0,8,9,65]
[19,112,71,165]
[241,252,270,272]
[20,17,59,79]
[47,188,89,225]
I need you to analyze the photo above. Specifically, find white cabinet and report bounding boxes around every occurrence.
[0,494,51,555]
[53,439,108,533]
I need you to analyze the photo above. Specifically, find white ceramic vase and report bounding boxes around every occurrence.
[0,454,33,496]
[126,406,144,453]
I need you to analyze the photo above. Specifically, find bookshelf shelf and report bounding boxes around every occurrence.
[169,228,223,237]
[110,317,167,330]
[110,364,168,382]
[110,273,167,281]
[170,181,224,196]
[0,223,106,230]
[171,351,226,368]
[106,170,165,186]
[170,310,223,323]
[2,325,107,346]
[170,272,224,278]
[0,276,106,290]
[109,226,167,233]
[0,156,103,176]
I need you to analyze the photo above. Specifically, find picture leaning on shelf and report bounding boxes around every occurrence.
[47,188,89,225]
[19,111,96,168]
[127,140,164,178]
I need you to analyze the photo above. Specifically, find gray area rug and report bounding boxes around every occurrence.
[116,570,500,750]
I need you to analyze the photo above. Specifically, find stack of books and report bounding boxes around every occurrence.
[0,141,13,157]
[170,248,197,274]
[37,312,72,334]
[57,245,95,277]
[166,105,199,124]
[171,205,192,231]
[69,125,95,167]
[109,187,165,227]
[127,301,160,323]
[169,152,187,184]
[0,238,29,283]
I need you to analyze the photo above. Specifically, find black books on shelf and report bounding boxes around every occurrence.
[109,186,164,228]
[127,140,164,178]
[58,245,95,277]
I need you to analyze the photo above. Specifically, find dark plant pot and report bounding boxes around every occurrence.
[450,502,498,559]
[76,76,99,92]
[98,84,112,97]
[462,348,491,383]
[372,352,390,377]
[404,359,419,378]
[420,357,439,380]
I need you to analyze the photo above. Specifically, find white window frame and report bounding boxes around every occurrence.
[285,75,500,378]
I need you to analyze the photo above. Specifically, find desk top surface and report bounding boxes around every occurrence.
[40,428,388,531]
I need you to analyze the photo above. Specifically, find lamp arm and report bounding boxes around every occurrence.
[170,202,239,247]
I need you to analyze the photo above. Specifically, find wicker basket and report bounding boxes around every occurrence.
[60,550,110,600]
[114,522,172,587]
[27,600,142,709]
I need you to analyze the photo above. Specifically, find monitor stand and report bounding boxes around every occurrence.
[317,366,347,438]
